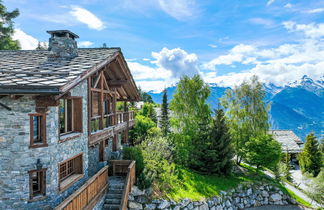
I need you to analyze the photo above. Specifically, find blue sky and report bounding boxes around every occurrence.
[4,0,324,92]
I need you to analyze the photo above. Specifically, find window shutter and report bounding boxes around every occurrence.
[73,98,83,132]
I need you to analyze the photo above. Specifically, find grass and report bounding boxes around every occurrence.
[165,165,273,201]
[162,164,313,208]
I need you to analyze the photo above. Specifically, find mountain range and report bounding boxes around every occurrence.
[147,75,324,141]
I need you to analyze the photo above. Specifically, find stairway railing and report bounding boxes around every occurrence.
[55,165,109,210]
[110,160,136,210]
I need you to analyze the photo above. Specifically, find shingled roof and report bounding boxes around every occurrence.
[269,130,304,153]
[0,48,121,94]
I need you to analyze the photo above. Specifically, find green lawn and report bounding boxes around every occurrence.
[166,166,265,201]
[164,165,312,208]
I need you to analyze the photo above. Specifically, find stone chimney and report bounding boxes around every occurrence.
[47,30,79,61]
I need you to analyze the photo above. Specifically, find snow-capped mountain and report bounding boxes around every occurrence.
[147,75,324,140]
[287,75,324,97]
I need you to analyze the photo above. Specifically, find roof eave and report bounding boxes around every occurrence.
[0,87,61,95]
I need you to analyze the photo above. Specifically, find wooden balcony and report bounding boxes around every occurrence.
[55,166,109,210]
[89,110,135,146]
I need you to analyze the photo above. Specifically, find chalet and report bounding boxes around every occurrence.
[0,30,139,209]
[269,130,304,163]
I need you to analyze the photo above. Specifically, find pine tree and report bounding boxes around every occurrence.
[299,133,322,177]
[284,150,292,181]
[0,1,20,50]
[160,89,170,136]
[189,114,211,173]
[206,108,234,175]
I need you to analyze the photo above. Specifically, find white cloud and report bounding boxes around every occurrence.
[152,47,199,77]
[117,0,198,21]
[284,3,292,8]
[208,44,217,48]
[201,21,324,88]
[78,41,94,47]
[307,8,324,14]
[283,21,324,38]
[70,6,105,30]
[128,62,171,80]
[204,44,256,69]
[13,29,38,50]
[249,18,275,28]
[158,0,198,20]
[127,47,199,92]
[266,0,275,6]
[136,80,173,93]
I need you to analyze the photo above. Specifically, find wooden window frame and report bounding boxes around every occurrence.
[58,153,84,192]
[59,96,83,139]
[28,168,47,201]
[29,113,47,148]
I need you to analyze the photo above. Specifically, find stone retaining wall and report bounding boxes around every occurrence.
[128,182,297,210]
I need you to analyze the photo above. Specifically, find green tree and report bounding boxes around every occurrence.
[299,133,322,177]
[138,87,154,103]
[0,1,20,50]
[160,89,170,136]
[189,114,211,173]
[138,103,157,124]
[244,134,281,170]
[221,75,270,164]
[283,150,292,181]
[170,75,211,166]
[207,108,234,175]
[129,115,156,144]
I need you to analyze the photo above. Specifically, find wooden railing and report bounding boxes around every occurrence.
[110,160,136,210]
[55,166,109,210]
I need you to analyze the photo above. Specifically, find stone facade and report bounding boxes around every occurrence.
[0,81,89,209]
[128,183,297,210]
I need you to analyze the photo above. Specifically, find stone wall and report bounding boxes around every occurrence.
[0,81,89,209]
[128,182,297,210]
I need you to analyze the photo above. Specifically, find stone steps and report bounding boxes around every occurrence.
[103,176,126,210]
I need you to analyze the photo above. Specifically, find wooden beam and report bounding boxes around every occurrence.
[108,80,127,86]
[100,72,104,129]
[90,88,113,94]
[92,73,101,89]
[0,95,8,99]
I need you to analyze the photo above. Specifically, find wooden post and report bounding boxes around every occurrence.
[99,72,104,129]
[112,88,117,125]
[112,135,117,152]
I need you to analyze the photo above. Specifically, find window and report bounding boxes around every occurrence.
[28,169,46,200]
[59,97,82,135]
[58,153,83,191]
[29,113,47,148]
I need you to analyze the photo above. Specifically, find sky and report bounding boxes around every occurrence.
[4,0,324,92]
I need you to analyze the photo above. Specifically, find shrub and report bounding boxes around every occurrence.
[129,115,156,144]
[244,134,282,170]
[140,136,177,189]
[123,147,144,177]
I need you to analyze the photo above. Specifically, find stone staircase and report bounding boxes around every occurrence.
[103,176,126,210]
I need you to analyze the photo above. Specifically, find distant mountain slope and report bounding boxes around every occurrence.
[272,88,324,121]
[147,75,324,140]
